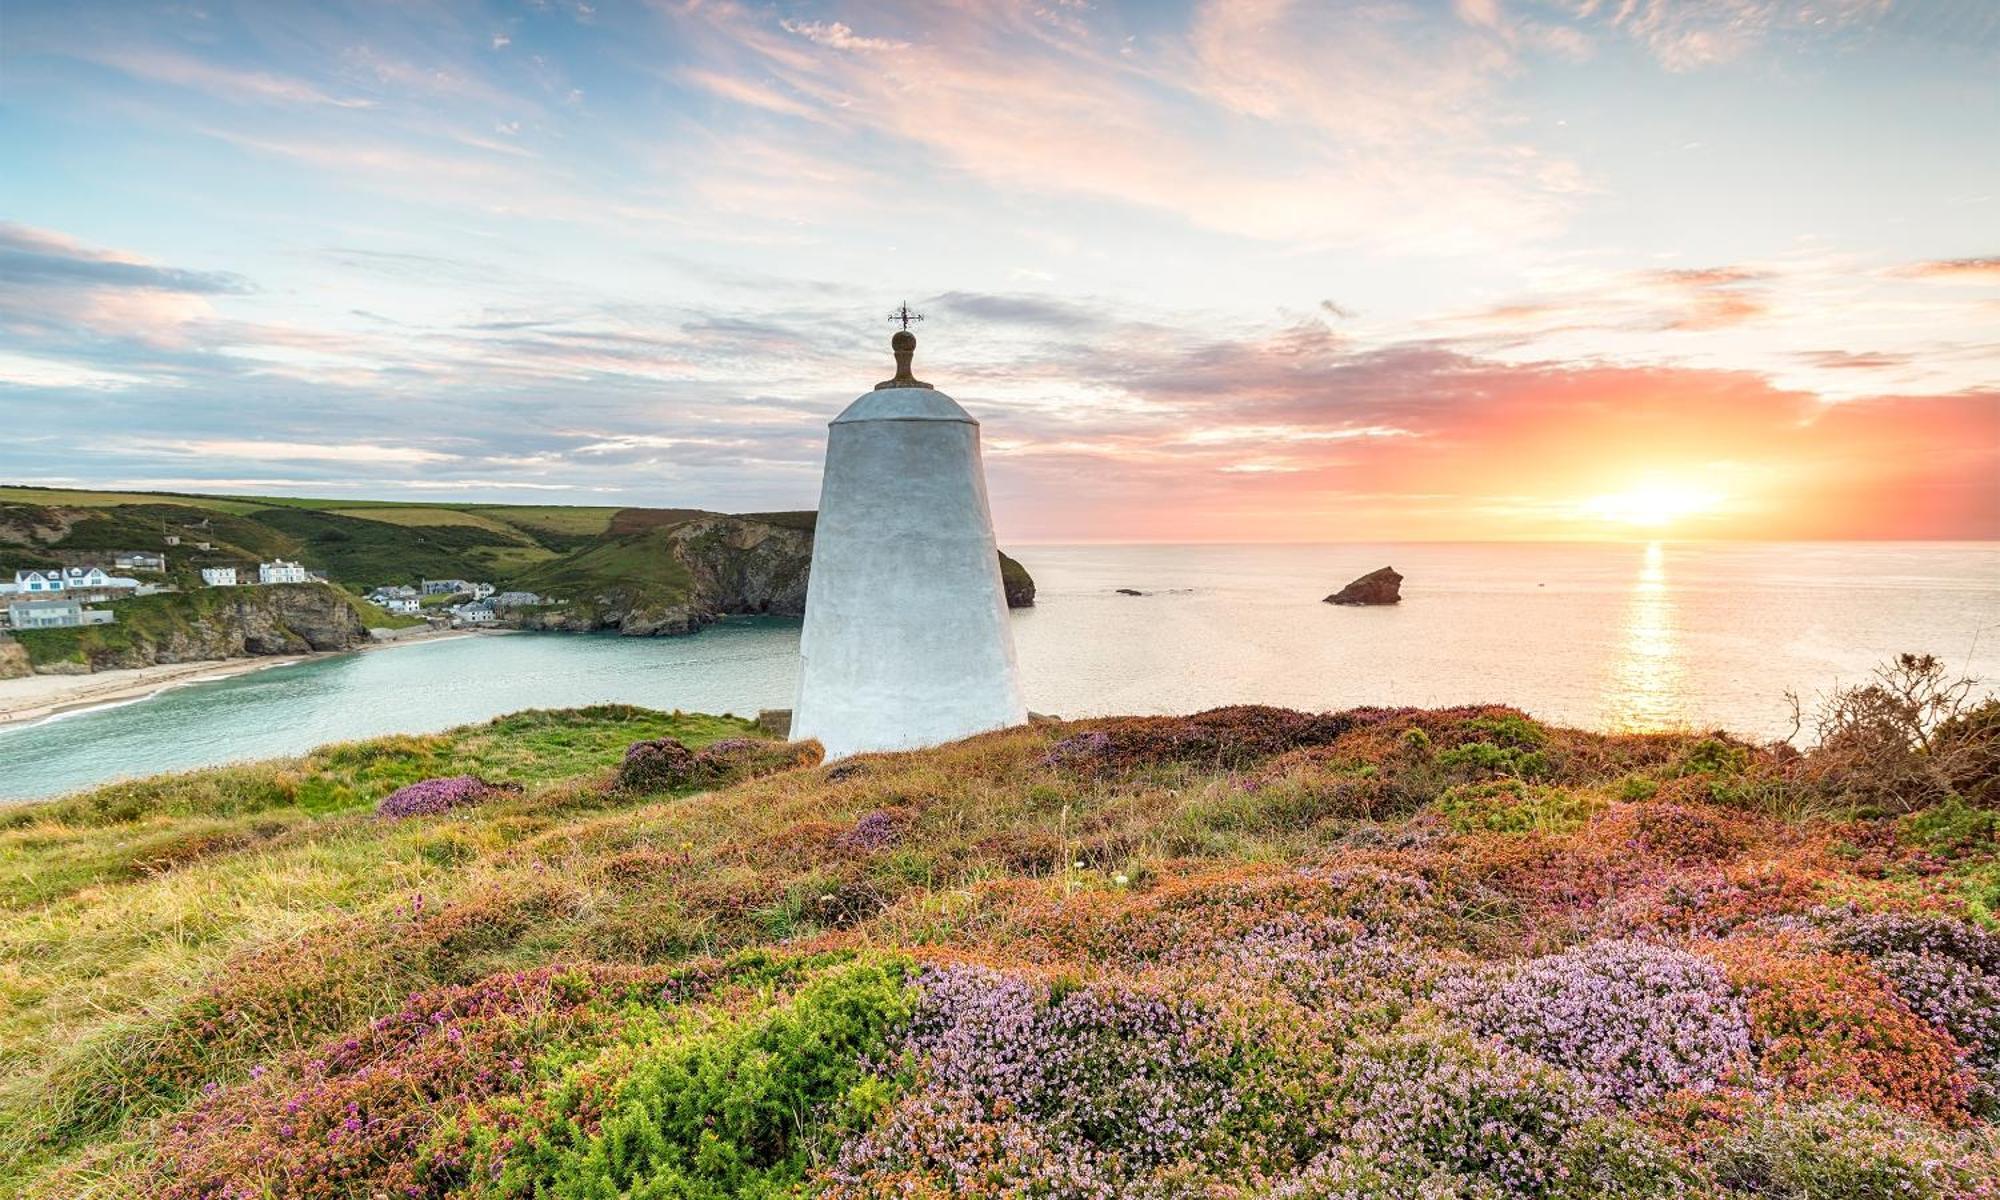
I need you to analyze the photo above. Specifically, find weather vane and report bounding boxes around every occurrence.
[887,303,924,331]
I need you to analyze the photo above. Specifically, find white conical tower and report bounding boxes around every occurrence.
[792,319,1026,760]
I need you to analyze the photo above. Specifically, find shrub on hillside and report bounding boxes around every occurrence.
[143,966,686,1200]
[613,734,822,793]
[1438,938,1752,1107]
[1039,705,1354,773]
[1796,653,1996,812]
[1707,1098,2000,1199]
[1805,908,2000,1115]
[375,774,512,819]
[468,960,913,1199]
[1295,1026,1697,1198]
[826,963,1344,1196]
[1707,936,1975,1122]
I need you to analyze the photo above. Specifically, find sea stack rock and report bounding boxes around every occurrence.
[791,321,1027,760]
[1325,566,1403,606]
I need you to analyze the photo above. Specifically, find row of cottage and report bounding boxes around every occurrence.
[0,557,315,630]
[365,581,544,625]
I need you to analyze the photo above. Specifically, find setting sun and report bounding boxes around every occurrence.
[1581,477,1726,529]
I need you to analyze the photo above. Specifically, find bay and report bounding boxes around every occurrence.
[2,540,1994,802]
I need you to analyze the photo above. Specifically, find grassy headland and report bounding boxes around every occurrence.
[1,690,1995,1197]
[0,487,1036,638]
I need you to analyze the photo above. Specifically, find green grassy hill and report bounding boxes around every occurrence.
[0,487,1036,629]
[0,699,1995,1197]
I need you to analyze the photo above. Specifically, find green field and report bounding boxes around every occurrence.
[0,486,723,597]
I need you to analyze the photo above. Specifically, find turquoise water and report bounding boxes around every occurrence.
[2,541,1995,802]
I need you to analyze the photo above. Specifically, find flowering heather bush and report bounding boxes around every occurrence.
[1439,938,1752,1107]
[374,774,505,819]
[1707,936,1976,1122]
[826,963,1342,1196]
[1303,1025,1696,1199]
[1707,1098,2000,1199]
[1040,705,1354,773]
[1873,949,2000,1115]
[613,735,698,791]
[1808,908,2000,1113]
[836,808,904,851]
[141,965,692,1200]
[1816,906,2000,976]
[612,734,822,793]
[1039,729,1112,769]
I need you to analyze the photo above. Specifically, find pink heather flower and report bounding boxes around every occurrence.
[1437,938,1752,1108]
[374,775,496,819]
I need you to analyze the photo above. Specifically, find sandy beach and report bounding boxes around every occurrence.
[0,628,492,729]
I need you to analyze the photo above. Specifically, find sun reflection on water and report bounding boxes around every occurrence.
[1606,541,1685,731]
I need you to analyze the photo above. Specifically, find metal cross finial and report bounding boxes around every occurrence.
[887,303,924,331]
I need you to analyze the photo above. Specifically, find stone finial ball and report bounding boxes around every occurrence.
[891,330,916,352]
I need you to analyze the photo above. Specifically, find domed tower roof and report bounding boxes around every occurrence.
[831,331,975,424]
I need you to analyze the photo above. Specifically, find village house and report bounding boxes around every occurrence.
[113,551,167,572]
[6,598,116,630]
[491,590,542,608]
[200,567,238,587]
[1,566,143,597]
[259,559,309,584]
[381,596,420,615]
[421,578,474,596]
[452,602,496,625]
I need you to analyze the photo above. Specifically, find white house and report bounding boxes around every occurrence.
[453,603,496,624]
[3,567,141,597]
[200,567,238,587]
[382,596,420,615]
[6,599,116,630]
[114,551,167,572]
[469,581,496,600]
[259,559,309,584]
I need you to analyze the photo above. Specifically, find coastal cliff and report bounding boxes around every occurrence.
[507,511,1036,637]
[0,490,1038,644]
[8,582,371,674]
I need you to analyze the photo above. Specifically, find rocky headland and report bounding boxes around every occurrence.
[5,582,372,676]
[507,511,1036,637]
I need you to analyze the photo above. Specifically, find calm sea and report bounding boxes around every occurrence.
[2,541,1994,802]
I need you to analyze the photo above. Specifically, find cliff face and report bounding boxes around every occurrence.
[13,583,371,674]
[668,516,815,617]
[0,636,30,680]
[507,513,1035,638]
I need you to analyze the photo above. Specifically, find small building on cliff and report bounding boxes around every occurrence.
[7,598,116,630]
[259,559,310,584]
[790,319,1026,760]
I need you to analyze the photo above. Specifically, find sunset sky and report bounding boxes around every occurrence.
[2,0,1996,541]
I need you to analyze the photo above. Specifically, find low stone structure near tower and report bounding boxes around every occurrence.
[791,310,1027,760]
